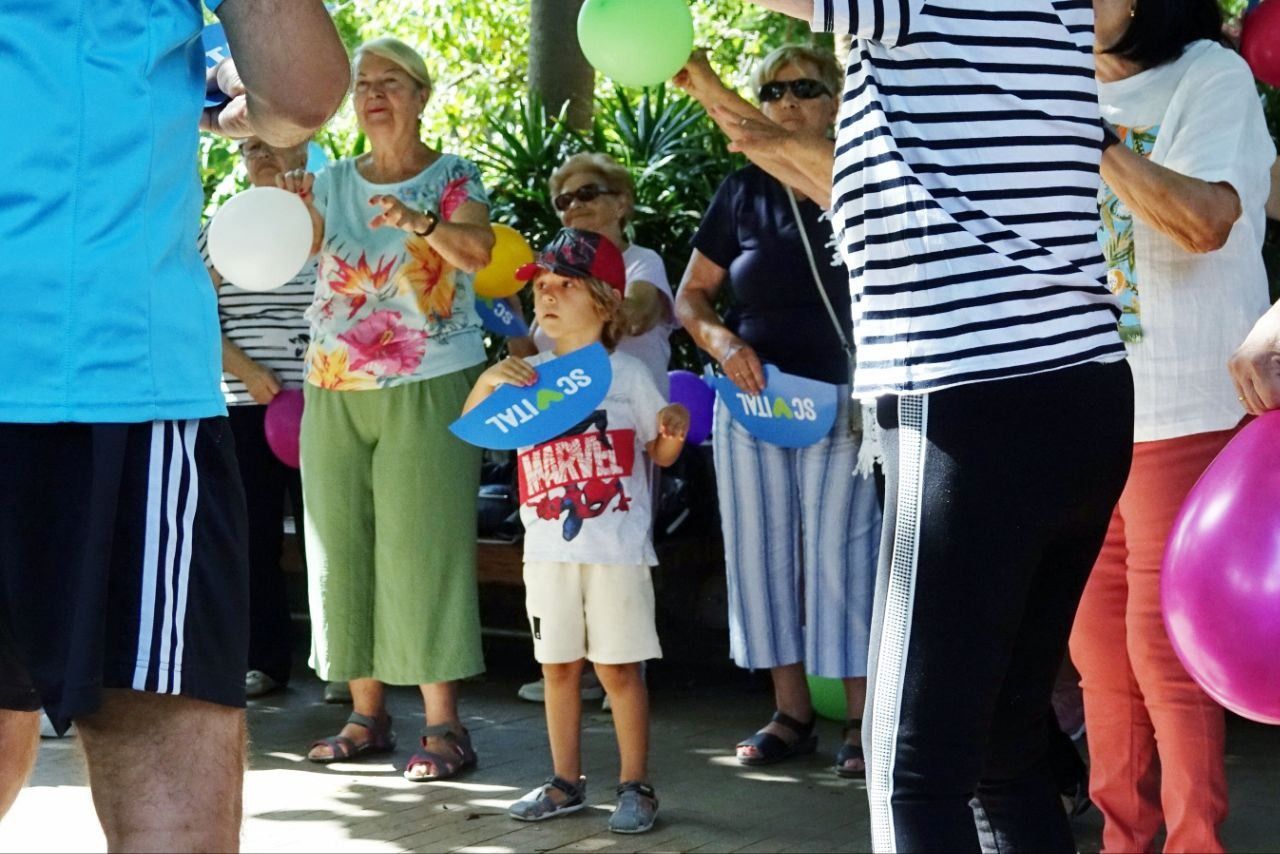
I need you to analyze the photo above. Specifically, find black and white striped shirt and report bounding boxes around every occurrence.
[197,227,315,406]
[813,0,1125,397]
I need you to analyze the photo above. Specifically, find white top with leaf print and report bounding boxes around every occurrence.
[1099,40,1274,442]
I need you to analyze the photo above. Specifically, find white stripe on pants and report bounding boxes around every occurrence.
[131,420,199,695]
[868,394,928,853]
[712,390,881,678]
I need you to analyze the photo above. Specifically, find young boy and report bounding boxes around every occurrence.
[462,228,688,834]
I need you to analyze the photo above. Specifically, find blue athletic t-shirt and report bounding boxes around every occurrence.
[0,1,226,423]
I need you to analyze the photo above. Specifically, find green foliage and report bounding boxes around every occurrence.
[198,1,817,215]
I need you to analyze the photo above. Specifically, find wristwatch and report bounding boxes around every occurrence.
[414,209,439,237]
[1101,121,1122,153]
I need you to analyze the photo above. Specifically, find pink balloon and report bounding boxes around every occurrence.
[264,389,304,469]
[1242,0,1280,88]
[1162,412,1280,724]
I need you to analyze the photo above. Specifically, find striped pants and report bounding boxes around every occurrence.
[863,360,1133,853]
[712,390,881,679]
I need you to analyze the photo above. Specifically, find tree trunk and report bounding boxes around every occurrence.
[529,0,595,130]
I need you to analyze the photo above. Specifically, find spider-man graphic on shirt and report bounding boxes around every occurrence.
[517,409,636,542]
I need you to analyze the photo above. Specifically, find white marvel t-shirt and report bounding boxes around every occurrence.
[517,350,667,567]
[534,244,676,394]
[1099,40,1274,442]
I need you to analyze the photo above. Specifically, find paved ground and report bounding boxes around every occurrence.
[4,638,1280,852]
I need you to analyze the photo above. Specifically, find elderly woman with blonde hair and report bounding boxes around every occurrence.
[279,36,494,781]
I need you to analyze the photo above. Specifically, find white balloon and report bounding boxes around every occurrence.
[207,187,313,292]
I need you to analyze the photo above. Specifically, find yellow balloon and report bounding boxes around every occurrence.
[474,224,534,298]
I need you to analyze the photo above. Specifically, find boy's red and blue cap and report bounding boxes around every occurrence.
[515,228,626,298]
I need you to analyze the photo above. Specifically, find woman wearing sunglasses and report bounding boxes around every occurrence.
[526,153,676,395]
[674,45,881,779]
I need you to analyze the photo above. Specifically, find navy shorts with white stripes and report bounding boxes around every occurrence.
[0,419,248,733]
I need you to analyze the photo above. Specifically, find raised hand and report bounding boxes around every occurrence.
[369,195,432,233]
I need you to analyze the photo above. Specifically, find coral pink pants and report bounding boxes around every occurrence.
[1070,426,1238,853]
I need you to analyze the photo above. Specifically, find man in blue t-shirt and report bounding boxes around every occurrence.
[0,1,348,848]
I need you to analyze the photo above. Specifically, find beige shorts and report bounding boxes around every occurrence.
[523,561,663,665]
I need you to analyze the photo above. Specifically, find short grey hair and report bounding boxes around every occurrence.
[750,44,842,101]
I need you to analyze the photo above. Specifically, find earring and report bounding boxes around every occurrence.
[1129,2,1136,17]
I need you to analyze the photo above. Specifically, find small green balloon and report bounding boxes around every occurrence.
[577,0,695,89]
[807,674,848,722]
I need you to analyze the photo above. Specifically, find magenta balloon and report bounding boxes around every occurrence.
[668,370,714,446]
[1162,412,1280,724]
[1242,0,1280,88]
[263,389,304,469]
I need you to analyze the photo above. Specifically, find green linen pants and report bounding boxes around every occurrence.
[301,368,483,685]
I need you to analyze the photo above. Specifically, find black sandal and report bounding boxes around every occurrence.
[835,717,865,778]
[735,710,818,766]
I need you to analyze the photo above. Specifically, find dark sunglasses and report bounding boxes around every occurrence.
[758,78,832,103]
[553,185,618,212]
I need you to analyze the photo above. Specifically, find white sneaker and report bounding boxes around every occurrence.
[245,670,282,698]
[517,670,605,703]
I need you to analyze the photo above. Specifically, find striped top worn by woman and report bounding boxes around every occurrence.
[819,0,1125,396]
[197,227,314,403]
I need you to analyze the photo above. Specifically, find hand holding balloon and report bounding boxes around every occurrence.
[671,50,722,100]
[1229,302,1280,415]
[276,169,317,204]
[243,363,283,406]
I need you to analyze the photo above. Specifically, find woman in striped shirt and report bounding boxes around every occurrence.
[201,137,316,701]
[712,2,1133,850]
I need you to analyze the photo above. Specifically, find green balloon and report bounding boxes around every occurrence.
[807,674,848,722]
[577,0,695,89]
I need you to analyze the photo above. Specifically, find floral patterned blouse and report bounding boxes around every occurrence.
[1098,125,1157,345]
[305,154,489,391]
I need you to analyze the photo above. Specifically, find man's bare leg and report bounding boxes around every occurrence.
[76,690,245,853]
[0,709,40,819]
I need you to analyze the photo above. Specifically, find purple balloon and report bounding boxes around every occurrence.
[264,389,304,469]
[1162,412,1280,724]
[668,369,714,446]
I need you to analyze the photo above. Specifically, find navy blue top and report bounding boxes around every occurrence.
[692,165,852,386]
